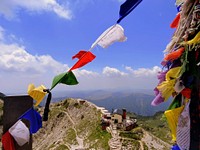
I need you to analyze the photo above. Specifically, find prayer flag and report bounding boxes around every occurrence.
[167,94,182,110]
[70,51,96,71]
[51,71,78,90]
[157,67,181,102]
[19,107,42,134]
[171,144,181,150]
[117,0,142,23]
[27,84,47,106]
[43,90,52,121]
[181,88,191,99]
[91,24,127,49]
[151,92,164,106]
[181,31,200,45]
[176,0,184,6]
[170,13,180,28]
[2,131,15,150]
[174,79,185,93]
[164,47,185,61]
[9,120,30,146]
[164,106,184,141]
[72,50,87,59]
[177,101,190,150]
[175,0,184,12]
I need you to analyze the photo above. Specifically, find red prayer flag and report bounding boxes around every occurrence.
[70,51,96,71]
[181,88,191,99]
[2,131,15,150]
[170,13,180,28]
[164,47,185,61]
[72,50,87,59]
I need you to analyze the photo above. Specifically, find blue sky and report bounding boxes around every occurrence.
[0,0,177,94]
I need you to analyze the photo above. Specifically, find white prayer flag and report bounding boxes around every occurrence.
[91,24,127,49]
[9,120,30,146]
[177,100,190,150]
[174,79,185,93]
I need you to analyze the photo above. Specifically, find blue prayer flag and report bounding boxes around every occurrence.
[19,107,42,134]
[171,144,181,150]
[117,0,142,23]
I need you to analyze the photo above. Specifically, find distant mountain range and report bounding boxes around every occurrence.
[50,89,172,116]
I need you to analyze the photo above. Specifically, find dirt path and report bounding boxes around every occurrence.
[65,110,85,150]
[139,141,144,150]
[141,129,171,150]
[108,124,122,150]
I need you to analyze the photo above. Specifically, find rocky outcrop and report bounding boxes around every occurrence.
[33,98,111,150]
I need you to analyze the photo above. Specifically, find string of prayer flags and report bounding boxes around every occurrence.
[152,1,200,148]
[27,84,47,106]
[19,107,42,134]
[70,51,96,71]
[26,0,142,92]
[2,131,15,150]
[51,71,78,90]
[8,120,30,146]
[117,0,142,23]
[91,24,127,49]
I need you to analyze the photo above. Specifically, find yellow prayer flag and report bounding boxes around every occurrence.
[165,67,181,81]
[27,84,47,106]
[181,31,200,45]
[157,67,181,101]
[164,106,184,141]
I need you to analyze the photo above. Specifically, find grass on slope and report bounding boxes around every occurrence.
[52,98,112,149]
[75,105,111,149]
[136,111,173,144]
[87,124,112,149]
[119,127,143,140]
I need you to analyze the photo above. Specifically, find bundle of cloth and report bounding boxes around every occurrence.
[151,0,200,149]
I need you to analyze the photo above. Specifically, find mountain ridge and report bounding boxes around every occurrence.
[50,90,171,116]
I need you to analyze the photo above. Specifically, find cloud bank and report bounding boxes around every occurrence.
[0,0,72,20]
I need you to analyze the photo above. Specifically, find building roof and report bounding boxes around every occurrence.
[112,109,123,115]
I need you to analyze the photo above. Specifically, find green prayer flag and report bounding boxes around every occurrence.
[167,94,182,110]
[51,71,78,90]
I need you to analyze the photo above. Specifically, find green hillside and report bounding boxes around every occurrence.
[135,111,173,144]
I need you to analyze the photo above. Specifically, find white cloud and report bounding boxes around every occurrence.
[72,66,160,92]
[103,66,127,77]
[0,43,68,74]
[0,0,72,20]
[0,26,70,93]
[74,69,99,77]
[125,66,161,77]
